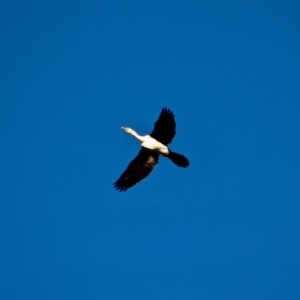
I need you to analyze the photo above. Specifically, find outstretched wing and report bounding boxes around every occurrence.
[113,148,159,191]
[150,107,176,145]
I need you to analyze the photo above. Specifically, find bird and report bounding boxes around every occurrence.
[113,107,189,191]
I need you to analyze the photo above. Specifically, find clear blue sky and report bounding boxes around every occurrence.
[1,1,300,299]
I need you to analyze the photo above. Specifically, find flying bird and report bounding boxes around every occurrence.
[113,108,189,191]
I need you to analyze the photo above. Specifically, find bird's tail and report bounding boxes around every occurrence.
[167,150,190,168]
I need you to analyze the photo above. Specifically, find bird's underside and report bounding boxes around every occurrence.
[113,107,189,191]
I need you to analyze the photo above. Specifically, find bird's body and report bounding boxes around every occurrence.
[124,129,169,155]
[114,108,189,191]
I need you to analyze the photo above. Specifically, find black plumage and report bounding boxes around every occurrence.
[150,108,176,145]
[113,148,159,191]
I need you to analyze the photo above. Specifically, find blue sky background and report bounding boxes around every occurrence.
[1,1,300,299]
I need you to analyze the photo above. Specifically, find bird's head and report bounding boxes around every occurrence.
[121,127,132,134]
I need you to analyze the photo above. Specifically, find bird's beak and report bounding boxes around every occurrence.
[121,126,125,130]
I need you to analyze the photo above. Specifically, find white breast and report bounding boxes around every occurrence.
[141,135,169,155]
